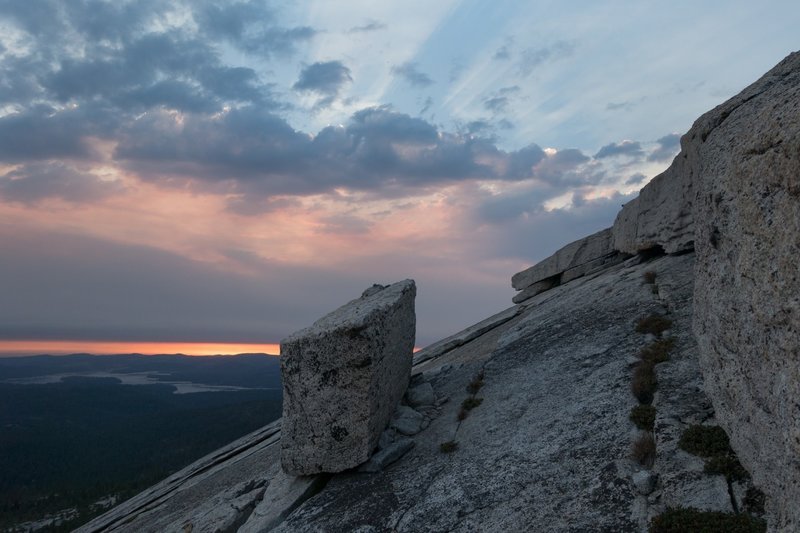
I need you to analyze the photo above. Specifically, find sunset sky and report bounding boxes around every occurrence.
[0,1,797,355]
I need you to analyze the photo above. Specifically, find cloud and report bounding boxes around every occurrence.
[0,162,123,205]
[0,0,286,119]
[347,20,387,33]
[293,61,353,97]
[594,140,644,159]
[194,1,315,57]
[518,41,575,76]
[392,62,434,87]
[110,105,601,204]
[625,172,648,186]
[493,45,511,61]
[648,133,681,162]
[484,96,509,113]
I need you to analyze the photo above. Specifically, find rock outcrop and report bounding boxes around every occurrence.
[280,280,416,475]
[81,51,800,533]
[510,227,628,303]
[690,51,800,531]
[612,148,696,255]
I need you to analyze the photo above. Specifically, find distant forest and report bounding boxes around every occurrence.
[0,354,282,531]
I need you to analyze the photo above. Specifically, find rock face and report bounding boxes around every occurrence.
[690,51,800,531]
[511,227,628,303]
[280,280,416,476]
[612,149,696,255]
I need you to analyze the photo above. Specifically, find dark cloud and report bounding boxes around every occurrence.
[518,41,575,76]
[493,45,511,61]
[293,61,353,102]
[606,101,633,111]
[594,140,644,159]
[484,96,509,113]
[0,0,288,121]
[0,162,123,205]
[625,172,648,186]
[110,105,598,204]
[0,106,111,162]
[194,1,315,57]
[419,96,434,116]
[347,20,387,33]
[648,133,681,162]
[392,62,434,87]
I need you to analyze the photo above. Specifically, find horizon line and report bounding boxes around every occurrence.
[0,340,282,357]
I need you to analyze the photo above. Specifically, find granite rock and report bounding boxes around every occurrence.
[405,382,435,408]
[511,227,614,289]
[691,51,800,531]
[391,405,425,436]
[280,280,416,475]
[359,438,415,473]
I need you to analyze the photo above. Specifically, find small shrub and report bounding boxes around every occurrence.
[678,425,733,458]
[457,408,468,421]
[632,431,656,468]
[704,454,749,482]
[649,507,766,533]
[743,487,766,515]
[636,314,673,336]
[631,361,657,404]
[640,338,675,365]
[630,404,656,431]
[466,370,485,395]
[461,397,483,410]
[643,271,657,284]
[440,441,458,453]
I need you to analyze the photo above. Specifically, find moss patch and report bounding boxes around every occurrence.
[461,397,483,410]
[640,338,675,365]
[630,404,656,431]
[439,441,458,453]
[678,425,732,457]
[466,370,485,395]
[632,361,657,404]
[636,314,673,336]
[649,507,766,533]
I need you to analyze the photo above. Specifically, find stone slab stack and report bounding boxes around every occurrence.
[510,227,627,304]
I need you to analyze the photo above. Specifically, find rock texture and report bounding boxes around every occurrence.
[612,150,696,255]
[273,254,724,532]
[690,51,800,531]
[280,279,416,476]
[511,227,628,302]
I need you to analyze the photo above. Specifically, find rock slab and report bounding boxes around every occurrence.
[280,280,416,475]
[511,227,623,293]
[691,51,800,532]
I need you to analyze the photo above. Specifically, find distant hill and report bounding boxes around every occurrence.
[0,353,283,532]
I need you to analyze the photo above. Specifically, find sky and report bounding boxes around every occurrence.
[0,0,797,355]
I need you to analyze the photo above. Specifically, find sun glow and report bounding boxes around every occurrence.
[0,340,281,357]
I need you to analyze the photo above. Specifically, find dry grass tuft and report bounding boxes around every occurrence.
[440,441,458,453]
[630,404,656,431]
[631,361,657,404]
[636,314,673,336]
[640,338,675,365]
[632,431,657,468]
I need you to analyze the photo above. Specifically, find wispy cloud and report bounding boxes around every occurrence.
[392,62,434,87]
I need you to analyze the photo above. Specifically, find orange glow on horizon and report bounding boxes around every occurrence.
[0,340,281,357]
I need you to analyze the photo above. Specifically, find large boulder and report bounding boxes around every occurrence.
[280,280,416,476]
[691,51,800,531]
